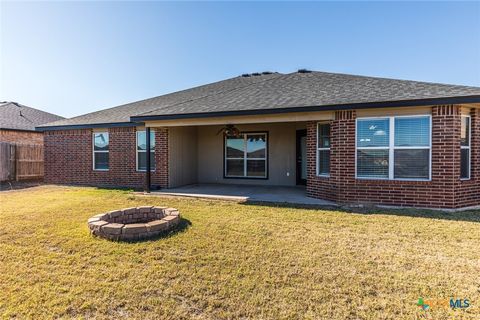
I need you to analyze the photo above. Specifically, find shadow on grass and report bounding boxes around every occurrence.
[146,218,192,242]
[241,200,480,223]
[0,180,43,192]
[112,218,192,244]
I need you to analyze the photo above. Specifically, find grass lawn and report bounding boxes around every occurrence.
[1,186,479,319]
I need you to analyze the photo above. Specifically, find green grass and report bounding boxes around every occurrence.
[1,186,479,319]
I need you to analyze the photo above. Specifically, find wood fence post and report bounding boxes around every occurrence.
[14,144,19,181]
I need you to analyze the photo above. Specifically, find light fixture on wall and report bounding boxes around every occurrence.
[216,124,241,137]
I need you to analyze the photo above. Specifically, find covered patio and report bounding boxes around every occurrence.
[164,122,309,188]
[151,183,336,206]
[142,111,336,205]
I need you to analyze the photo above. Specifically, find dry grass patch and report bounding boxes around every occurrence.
[0,186,479,319]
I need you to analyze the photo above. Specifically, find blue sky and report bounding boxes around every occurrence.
[1,1,479,118]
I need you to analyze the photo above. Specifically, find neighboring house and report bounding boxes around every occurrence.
[0,101,64,144]
[37,71,480,209]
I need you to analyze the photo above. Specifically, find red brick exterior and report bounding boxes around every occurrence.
[0,129,44,145]
[43,105,478,208]
[307,105,480,209]
[44,127,168,189]
[456,107,480,208]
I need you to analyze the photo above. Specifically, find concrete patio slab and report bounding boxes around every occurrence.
[149,184,337,206]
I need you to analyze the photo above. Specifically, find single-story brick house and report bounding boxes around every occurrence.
[1,101,64,144]
[37,70,480,209]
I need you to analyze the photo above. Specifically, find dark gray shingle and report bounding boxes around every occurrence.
[0,102,64,131]
[38,73,281,128]
[38,71,480,128]
[136,71,480,118]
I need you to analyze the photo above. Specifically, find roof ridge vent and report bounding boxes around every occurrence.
[241,71,275,77]
[297,69,312,73]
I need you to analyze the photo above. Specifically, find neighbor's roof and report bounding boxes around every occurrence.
[0,102,64,131]
[38,71,480,129]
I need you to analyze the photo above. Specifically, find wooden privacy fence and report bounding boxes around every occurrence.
[0,142,44,181]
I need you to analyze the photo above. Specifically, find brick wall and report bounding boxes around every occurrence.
[306,121,335,200]
[306,111,356,201]
[0,129,44,144]
[156,128,169,188]
[44,127,168,189]
[43,104,478,208]
[456,107,480,208]
[307,105,480,209]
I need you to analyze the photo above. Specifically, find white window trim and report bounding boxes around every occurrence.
[461,115,471,180]
[355,115,432,181]
[136,130,156,172]
[316,122,330,177]
[224,132,267,178]
[92,132,109,171]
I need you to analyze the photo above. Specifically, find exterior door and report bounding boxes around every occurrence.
[296,129,307,185]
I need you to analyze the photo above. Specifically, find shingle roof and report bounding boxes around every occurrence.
[38,73,281,128]
[0,102,64,131]
[38,71,480,129]
[134,71,480,120]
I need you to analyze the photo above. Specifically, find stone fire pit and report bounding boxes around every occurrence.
[87,206,180,241]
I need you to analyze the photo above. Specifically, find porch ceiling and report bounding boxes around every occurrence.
[145,110,332,127]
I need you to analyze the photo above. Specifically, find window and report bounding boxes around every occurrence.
[461,115,471,179]
[394,117,430,179]
[225,133,267,178]
[356,116,431,180]
[137,130,155,171]
[356,118,390,178]
[93,132,109,170]
[317,123,331,176]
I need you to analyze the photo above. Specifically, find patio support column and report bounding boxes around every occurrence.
[145,126,151,193]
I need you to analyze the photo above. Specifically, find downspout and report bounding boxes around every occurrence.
[145,127,151,193]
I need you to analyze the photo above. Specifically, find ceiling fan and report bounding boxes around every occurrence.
[216,124,241,137]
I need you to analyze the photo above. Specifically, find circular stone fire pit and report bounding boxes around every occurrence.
[87,206,180,241]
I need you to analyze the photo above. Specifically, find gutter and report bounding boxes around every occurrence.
[1,128,42,133]
[35,121,142,132]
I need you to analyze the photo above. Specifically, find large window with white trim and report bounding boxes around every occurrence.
[317,123,331,176]
[93,132,109,170]
[461,115,471,179]
[225,133,267,178]
[136,130,155,171]
[356,116,431,180]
